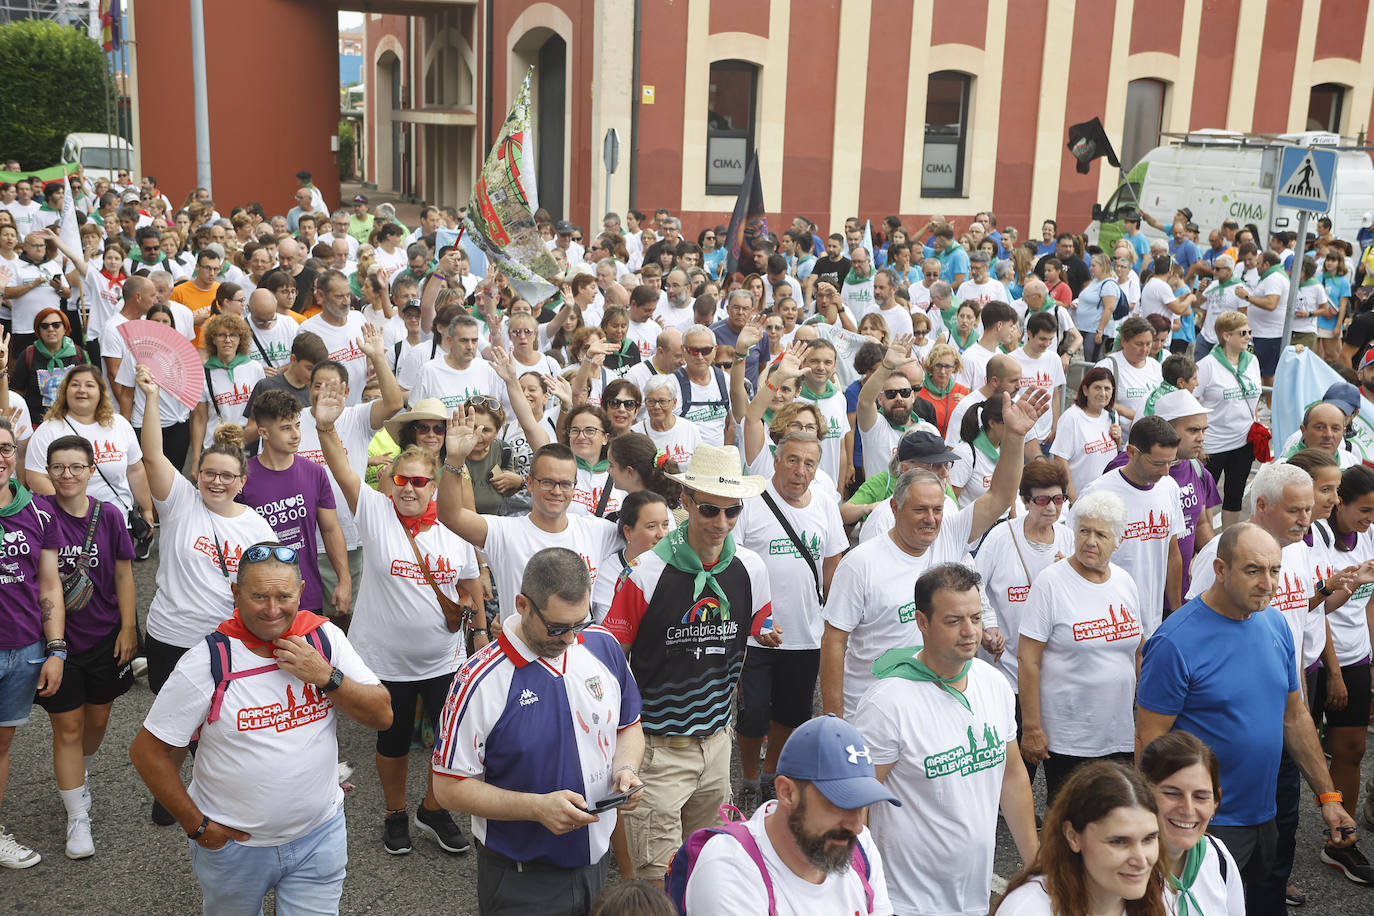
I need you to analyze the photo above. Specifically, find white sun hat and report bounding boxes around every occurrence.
[667,444,766,499]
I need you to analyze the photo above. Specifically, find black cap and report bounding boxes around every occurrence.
[296,170,312,181]
[1178,207,1193,221]
[353,194,368,204]
[554,219,577,234]
[896,430,958,464]
[1120,210,1140,224]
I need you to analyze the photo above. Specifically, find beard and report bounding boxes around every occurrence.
[787,794,858,875]
[885,404,912,426]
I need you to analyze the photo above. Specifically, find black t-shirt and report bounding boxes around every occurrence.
[244,372,310,421]
[263,266,318,312]
[1344,312,1374,368]
[1034,254,1092,297]
[812,256,851,289]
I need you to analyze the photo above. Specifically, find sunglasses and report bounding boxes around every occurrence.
[692,500,744,519]
[526,595,592,638]
[244,544,298,565]
[1028,494,1067,507]
[882,387,914,399]
[686,346,715,357]
[411,421,446,435]
[392,474,435,488]
[38,321,64,331]
[605,397,640,410]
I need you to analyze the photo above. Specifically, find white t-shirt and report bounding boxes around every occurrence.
[994,877,1058,916]
[142,621,381,846]
[861,414,935,479]
[1162,837,1247,916]
[944,389,988,447]
[298,312,368,405]
[1294,281,1326,335]
[348,486,478,680]
[871,303,913,339]
[26,415,142,512]
[1049,405,1118,497]
[396,340,445,391]
[1307,520,1374,668]
[626,318,662,361]
[10,258,70,334]
[955,278,1010,308]
[1248,268,1290,338]
[1138,276,1177,326]
[569,465,625,518]
[824,505,976,716]
[199,361,267,448]
[634,417,701,467]
[747,445,840,499]
[956,342,1000,392]
[296,403,376,551]
[797,384,851,483]
[684,800,895,916]
[4,199,42,237]
[1010,347,1065,441]
[82,264,125,343]
[411,357,507,412]
[1096,353,1162,435]
[246,318,298,373]
[652,301,695,334]
[1081,469,1186,638]
[950,438,998,508]
[483,514,621,621]
[1195,351,1261,453]
[1019,559,1142,756]
[1199,282,1245,344]
[973,516,1074,690]
[853,657,1016,916]
[735,480,848,650]
[144,474,277,647]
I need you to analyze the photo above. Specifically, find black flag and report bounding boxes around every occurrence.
[1067,118,1120,174]
[725,151,768,276]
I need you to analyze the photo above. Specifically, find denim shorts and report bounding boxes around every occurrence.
[0,640,45,727]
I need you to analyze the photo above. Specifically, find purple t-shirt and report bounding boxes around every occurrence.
[39,495,135,654]
[0,488,54,650]
[1102,453,1219,595]
[237,455,336,611]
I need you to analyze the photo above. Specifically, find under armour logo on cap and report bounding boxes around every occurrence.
[846,744,872,765]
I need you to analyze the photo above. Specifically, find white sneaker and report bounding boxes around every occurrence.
[0,826,41,868]
[131,656,148,678]
[81,782,91,817]
[65,815,94,860]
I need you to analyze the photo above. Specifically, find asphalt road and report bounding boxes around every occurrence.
[4,542,1374,914]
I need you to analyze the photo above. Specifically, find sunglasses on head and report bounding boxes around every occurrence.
[692,500,744,519]
[882,387,913,399]
[244,543,298,565]
[392,474,434,488]
[466,394,501,412]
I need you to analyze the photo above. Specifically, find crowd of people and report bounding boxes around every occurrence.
[0,164,1372,916]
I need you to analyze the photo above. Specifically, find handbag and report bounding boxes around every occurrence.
[402,525,471,635]
[65,418,152,544]
[60,500,103,615]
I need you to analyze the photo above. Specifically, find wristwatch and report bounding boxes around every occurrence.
[319,667,344,694]
[187,815,209,840]
[1315,579,1334,597]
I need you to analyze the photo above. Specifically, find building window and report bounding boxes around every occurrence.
[1308,84,1345,133]
[1122,79,1167,170]
[922,71,970,197]
[706,60,757,194]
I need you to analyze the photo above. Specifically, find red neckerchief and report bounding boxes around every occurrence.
[396,499,438,538]
[99,269,125,289]
[216,608,329,651]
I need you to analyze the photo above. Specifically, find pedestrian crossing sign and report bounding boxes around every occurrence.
[1276,146,1336,211]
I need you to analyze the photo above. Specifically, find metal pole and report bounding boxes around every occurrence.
[604,165,611,222]
[1279,209,1309,351]
[189,0,212,193]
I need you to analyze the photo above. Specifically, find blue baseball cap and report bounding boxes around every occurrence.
[776,715,901,810]
[1322,382,1361,417]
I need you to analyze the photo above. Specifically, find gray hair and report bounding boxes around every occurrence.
[930,281,953,303]
[642,375,677,399]
[662,217,682,231]
[448,314,480,335]
[1022,278,1048,297]
[1250,461,1316,512]
[727,288,755,309]
[603,212,621,226]
[876,268,901,288]
[993,260,1014,281]
[203,242,226,260]
[521,547,591,607]
[148,269,173,286]
[1070,490,1128,543]
[406,242,429,260]
[969,250,991,265]
[1213,254,1235,270]
[331,208,350,222]
[376,202,397,220]
[892,468,943,509]
[596,257,619,272]
[922,257,941,271]
[684,324,716,344]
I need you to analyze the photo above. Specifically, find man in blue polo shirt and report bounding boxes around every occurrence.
[433,548,645,914]
[1136,523,1356,916]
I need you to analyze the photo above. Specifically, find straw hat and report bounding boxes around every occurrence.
[667,445,766,499]
[384,398,448,443]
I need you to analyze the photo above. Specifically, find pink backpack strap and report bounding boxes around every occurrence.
[850,838,875,913]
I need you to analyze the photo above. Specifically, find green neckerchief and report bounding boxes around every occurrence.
[0,478,34,537]
[1167,841,1207,916]
[130,249,164,267]
[206,352,252,385]
[937,242,964,264]
[1261,263,1285,281]
[761,408,776,428]
[576,456,609,473]
[800,379,838,400]
[1212,346,1256,399]
[939,303,962,338]
[923,374,956,398]
[613,337,633,357]
[1300,277,1321,289]
[652,521,737,618]
[972,429,999,465]
[872,646,973,714]
[1142,381,1177,417]
[1210,276,1243,297]
[952,327,980,351]
[843,267,872,287]
[33,335,77,370]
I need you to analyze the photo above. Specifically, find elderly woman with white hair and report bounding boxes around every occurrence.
[634,374,702,466]
[1016,488,1143,802]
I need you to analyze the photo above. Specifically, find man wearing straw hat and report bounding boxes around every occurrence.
[604,444,782,886]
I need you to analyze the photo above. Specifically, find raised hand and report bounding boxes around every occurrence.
[134,364,159,397]
[356,322,385,362]
[488,345,517,383]
[735,314,765,353]
[775,340,810,380]
[312,379,346,429]
[544,373,572,407]
[1001,387,1050,438]
[445,406,481,463]
[884,333,915,367]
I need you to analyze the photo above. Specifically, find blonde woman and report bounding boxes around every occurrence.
[916,343,968,437]
[189,313,266,473]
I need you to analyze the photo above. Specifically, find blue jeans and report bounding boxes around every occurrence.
[190,808,347,916]
[0,640,44,727]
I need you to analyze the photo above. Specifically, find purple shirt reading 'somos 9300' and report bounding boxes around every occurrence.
[0,487,54,650]
[40,496,135,654]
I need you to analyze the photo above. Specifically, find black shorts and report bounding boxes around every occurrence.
[146,633,193,695]
[377,673,455,758]
[35,629,133,714]
[737,647,820,737]
[1312,660,1373,729]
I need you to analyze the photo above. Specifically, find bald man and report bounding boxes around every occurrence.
[944,354,1022,446]
[264,238,316,317]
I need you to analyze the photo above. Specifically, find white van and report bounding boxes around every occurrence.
[1088,129,1374,249]
[60,133,134,183]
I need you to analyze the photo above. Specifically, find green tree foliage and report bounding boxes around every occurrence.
[0,21,113,169]
[338,121,356,180]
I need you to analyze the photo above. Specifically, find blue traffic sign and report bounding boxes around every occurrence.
[1276,146,1336,211]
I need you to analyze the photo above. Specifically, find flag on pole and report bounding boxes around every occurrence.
[100,0,123,53]
[724,150,768,276]
[462,68,562,308]
[1067,117,1120,175]
[861,219,873,257]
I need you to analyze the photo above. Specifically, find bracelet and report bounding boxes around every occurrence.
[47,649,67,660]
[1317,791,1344,807]
[316,426,336,436]
[187,814,209,840]
[764,381,778,391]
[613,765,638,780]
[734,349,749,358]
[433,273,449,281]
[45,638,68,651]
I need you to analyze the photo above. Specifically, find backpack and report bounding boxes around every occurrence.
[198,627,332,730]
[674,366,729,419]
[665,804,876,915]
[1107,279,1130,320]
